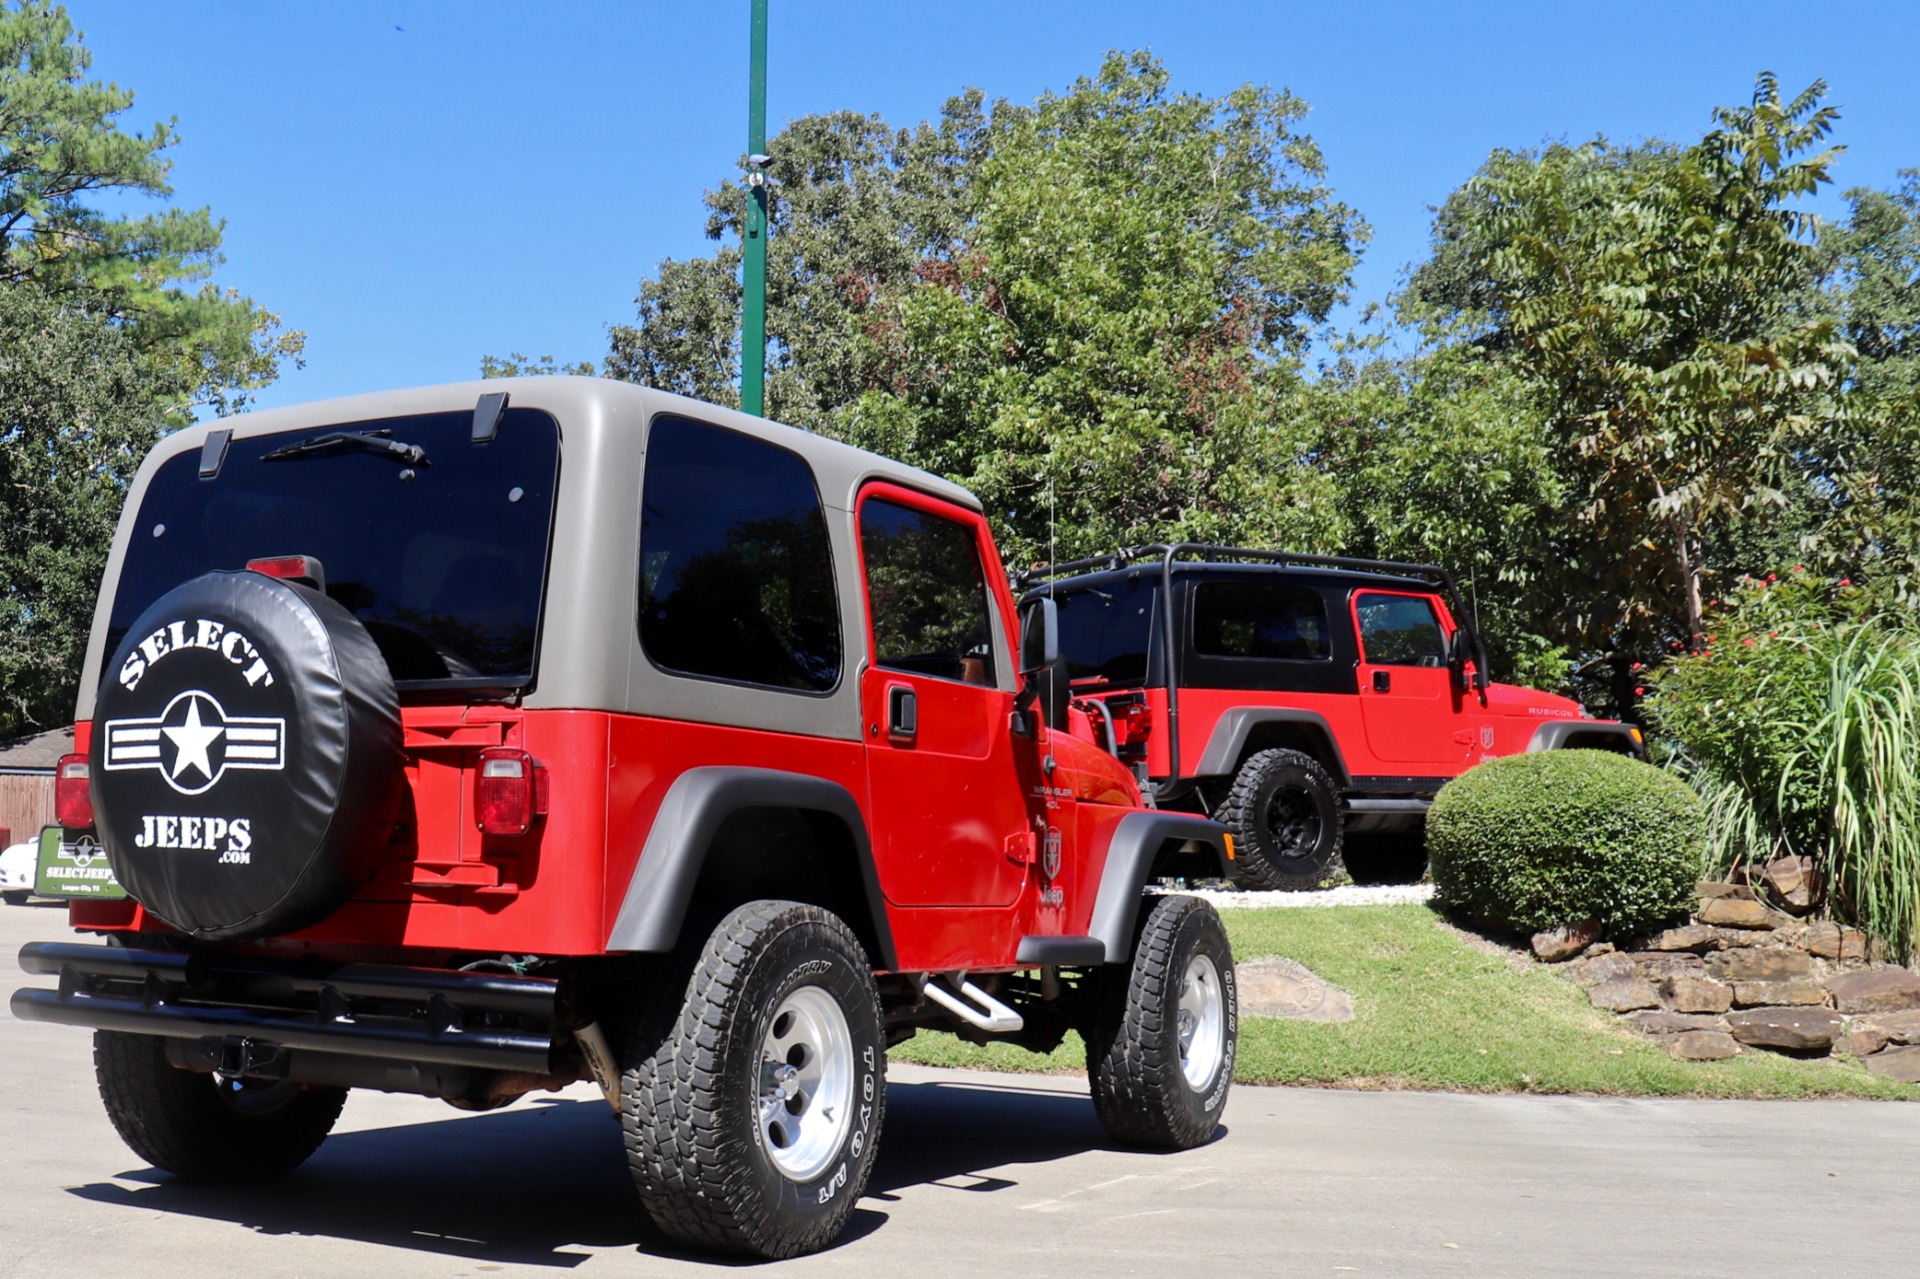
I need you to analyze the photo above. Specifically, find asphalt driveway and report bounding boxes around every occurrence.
[3,899,1914,1278]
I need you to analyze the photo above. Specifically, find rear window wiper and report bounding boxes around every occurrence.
[261,428,430,467]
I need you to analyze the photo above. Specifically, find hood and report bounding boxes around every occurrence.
[1484,681,1585,719]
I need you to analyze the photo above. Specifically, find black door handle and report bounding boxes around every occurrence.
[888,686,918,741]
[1373,670,1392,693]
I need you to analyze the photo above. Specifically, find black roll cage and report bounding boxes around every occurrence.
[1015,543,1492,786]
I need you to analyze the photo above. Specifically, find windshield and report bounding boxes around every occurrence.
[107,408,561,691]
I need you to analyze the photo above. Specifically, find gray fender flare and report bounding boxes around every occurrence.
[1525,720,1646,760]
[605,766,897,969]
[1087,811,1232,963]
[1191,707,1351,784]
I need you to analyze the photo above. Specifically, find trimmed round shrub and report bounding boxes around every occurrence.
[1427,750,1704,937]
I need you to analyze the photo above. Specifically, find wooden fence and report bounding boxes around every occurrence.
[0,773,55,847]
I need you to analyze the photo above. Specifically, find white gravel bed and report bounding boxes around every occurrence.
[1159,881,1437,910]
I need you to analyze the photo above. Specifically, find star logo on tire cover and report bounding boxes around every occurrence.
[102,690,287,796]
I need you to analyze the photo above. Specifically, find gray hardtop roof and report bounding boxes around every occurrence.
[1030,559,1435,599]
[75,377,989,724]
[131,376,981,514]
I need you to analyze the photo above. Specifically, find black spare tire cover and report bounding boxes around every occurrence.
[91,571,403,940]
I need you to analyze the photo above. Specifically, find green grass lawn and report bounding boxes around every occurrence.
[891,903,1918,1099]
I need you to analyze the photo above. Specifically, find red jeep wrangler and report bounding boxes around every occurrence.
[10,381,1237,1258]
[1022,545,1643,891]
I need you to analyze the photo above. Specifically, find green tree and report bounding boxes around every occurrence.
[606,100,989,428]
[1825,171,1920,402]
[0,0,300,416]
[1402,73,1850,702]
[842,52,1365,566]
[479,352,596,379]
[0,287,164,736]
[605,54,1365,567]
[1298,343,1572,689]
[0,1,300,735]
[1803,172,1920,596]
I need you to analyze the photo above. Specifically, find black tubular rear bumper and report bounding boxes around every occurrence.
[10,941,558,1074]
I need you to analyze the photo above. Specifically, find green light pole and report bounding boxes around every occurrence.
[741,0,769,417]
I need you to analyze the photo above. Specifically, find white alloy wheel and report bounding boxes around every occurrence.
[757,985,855,1181]
[1177,951,1226,1089]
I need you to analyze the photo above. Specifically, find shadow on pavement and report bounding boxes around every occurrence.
[63,1071,1152,1265]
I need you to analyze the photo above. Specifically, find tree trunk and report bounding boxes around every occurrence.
[1670,516,1704,652]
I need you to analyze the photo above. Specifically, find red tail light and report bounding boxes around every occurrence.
[55,753,94,828]
[246,555,326,590]
[475,747,548,837]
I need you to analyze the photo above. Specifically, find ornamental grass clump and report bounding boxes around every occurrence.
[1427,750,1703,938]
[1647,570,1920,963]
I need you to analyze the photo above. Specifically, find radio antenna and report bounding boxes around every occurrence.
[1048,467,1057,599]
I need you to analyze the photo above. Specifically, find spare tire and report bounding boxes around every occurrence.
[91,570,402,939]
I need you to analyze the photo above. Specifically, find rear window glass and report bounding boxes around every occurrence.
[638,416,841,693]
[1053,575,1159,684]
[1192,580,1331,661]
[109,409,560,688]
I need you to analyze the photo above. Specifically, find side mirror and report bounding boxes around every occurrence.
[1017,599,1070,732]
[1019,598,1060,676]
[1447,629,1474,693]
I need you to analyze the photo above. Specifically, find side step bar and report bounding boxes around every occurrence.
[1343,798,1432,814]
[919,974,1024,1034]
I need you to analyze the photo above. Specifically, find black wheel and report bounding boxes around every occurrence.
[1086,894,1236,1150]
[93,1030,346,1180]
[2,891,28,906]
[1218,748,1345,890]
[621,901,886,1259]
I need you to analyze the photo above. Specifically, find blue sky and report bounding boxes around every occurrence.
[68,1,1920,414]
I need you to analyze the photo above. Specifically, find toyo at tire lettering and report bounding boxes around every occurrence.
[90,571,402,939]
[621,900,886,1259]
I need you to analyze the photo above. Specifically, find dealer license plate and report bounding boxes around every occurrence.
[35,827,127,899]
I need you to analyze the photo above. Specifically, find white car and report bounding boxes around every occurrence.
[1,838,36,904]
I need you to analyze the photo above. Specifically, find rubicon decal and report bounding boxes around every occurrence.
[102,690,287,796]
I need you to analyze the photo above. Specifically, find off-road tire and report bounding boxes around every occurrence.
[620,901,885,1259]
[1219,748,1345,890]
[1086,894,1236,1150]
[93,1030,346,1180]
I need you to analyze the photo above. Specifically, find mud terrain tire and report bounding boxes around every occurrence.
[1219,748,1345,890]
[621,901,886,1259]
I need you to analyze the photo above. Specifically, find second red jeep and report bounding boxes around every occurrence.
[1022,545,1644,890]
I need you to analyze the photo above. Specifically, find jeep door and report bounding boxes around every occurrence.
[1351,590,1472,774]
[855,485,1034,908]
